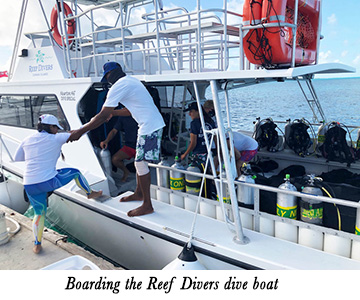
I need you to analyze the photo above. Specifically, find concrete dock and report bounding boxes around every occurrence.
[0,204,122,270]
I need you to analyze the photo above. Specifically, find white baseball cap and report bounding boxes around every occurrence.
[39,114,64,130]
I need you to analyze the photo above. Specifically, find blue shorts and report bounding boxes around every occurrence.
[24,168,91,215]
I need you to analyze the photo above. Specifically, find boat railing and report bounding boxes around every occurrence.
[64,0,245,77]
[10,0,321,79]
[149,162,360,255]
[0,132,21,162]
[8,0,323,80]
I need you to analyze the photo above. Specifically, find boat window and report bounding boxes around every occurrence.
[0,95,69,130]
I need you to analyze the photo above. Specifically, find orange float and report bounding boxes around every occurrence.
[50,2,76,47]
[243,0,320,67]
[242,0,264,65]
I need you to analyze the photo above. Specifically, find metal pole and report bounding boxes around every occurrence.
[154,0,162,74]
[8,0,29,82]
[210,80,248,244]
[196,0,201,72]
[291,0,299,68]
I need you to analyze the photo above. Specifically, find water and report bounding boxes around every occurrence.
[207,78,360,138]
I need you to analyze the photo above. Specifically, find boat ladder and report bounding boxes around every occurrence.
[297,77,327,123]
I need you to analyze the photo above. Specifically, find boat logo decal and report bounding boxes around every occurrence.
[35,50,45,64]
[28,50,54,76]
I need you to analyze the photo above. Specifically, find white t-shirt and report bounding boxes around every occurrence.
[233,131,258,151]
[14,131,70,185]
[104,76,165,135]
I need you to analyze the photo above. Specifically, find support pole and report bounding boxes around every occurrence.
[210,80,248,244]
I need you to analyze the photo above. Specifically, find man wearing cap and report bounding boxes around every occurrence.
[180,102,215,163]
[14,114,102,254]
[69,62,165,217]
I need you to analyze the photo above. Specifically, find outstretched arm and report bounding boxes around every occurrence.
[68,106,114,142]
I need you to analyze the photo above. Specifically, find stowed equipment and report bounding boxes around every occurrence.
[318,122,355,167]
[284,118,314,157]
[253,117,284,152]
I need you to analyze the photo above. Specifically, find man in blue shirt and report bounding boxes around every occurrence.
[181,102,215,163]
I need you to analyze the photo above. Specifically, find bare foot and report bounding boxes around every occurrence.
[127,203,154,217]
[121,168,130,182]
[87,190,103,199]
[33,244,42,254]
[120,192,142,202]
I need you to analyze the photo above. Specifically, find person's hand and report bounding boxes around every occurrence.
[180,153,186,161]
[68,129,83,142]
[100,141,108,149]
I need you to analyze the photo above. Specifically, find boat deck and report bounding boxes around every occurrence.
[0,204,121,270]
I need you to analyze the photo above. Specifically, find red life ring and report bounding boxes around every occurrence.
[50,2,76,47]
[242,0,320,67]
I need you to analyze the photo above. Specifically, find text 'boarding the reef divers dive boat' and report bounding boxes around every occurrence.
[1,0,360,270]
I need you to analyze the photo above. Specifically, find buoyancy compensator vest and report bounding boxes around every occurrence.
[285,119,312,157]
[319,122,355,166]
[253,118,283,152]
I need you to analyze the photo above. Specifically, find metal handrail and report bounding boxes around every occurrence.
[149,161,360,245]
[0,132,21,162]
[149,162,360,210]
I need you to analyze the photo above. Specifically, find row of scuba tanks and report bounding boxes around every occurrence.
[157,155,329,227]
[277,173,325,225]
[156,156,258,206]
[157,156,205,196]
[253,117,358,165]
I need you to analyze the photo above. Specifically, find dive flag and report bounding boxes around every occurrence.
[0,71,8,78]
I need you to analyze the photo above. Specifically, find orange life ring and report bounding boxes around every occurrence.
[50,2,76,47]
[242,0,320,67]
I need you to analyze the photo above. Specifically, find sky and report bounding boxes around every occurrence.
[0,0,359,79]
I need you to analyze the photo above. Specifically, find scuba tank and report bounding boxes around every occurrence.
[156,156,170,188]
[217,165,231,204]
[355,128,360,159]
[252,117,261,139]
[355,202,360,236]
[100,149,112,176]
[356,128,360,151]
[237,164,256,207]
[156,156,170,203]
[284,119,291,149]
[275,174,298,243]
[185,161,202,195]
[169,156,185,192]
[316,120,328,155]
[277,174,297,219]
[351,201,360,260]
[300,175,323,225]
[99,149,117,196]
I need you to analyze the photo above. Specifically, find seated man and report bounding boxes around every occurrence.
[181,102,215,163]
[100,116,138,182]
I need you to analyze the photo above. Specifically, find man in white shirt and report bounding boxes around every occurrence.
[69,62,165,217]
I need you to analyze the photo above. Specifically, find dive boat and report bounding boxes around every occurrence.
[1,0,360,270]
